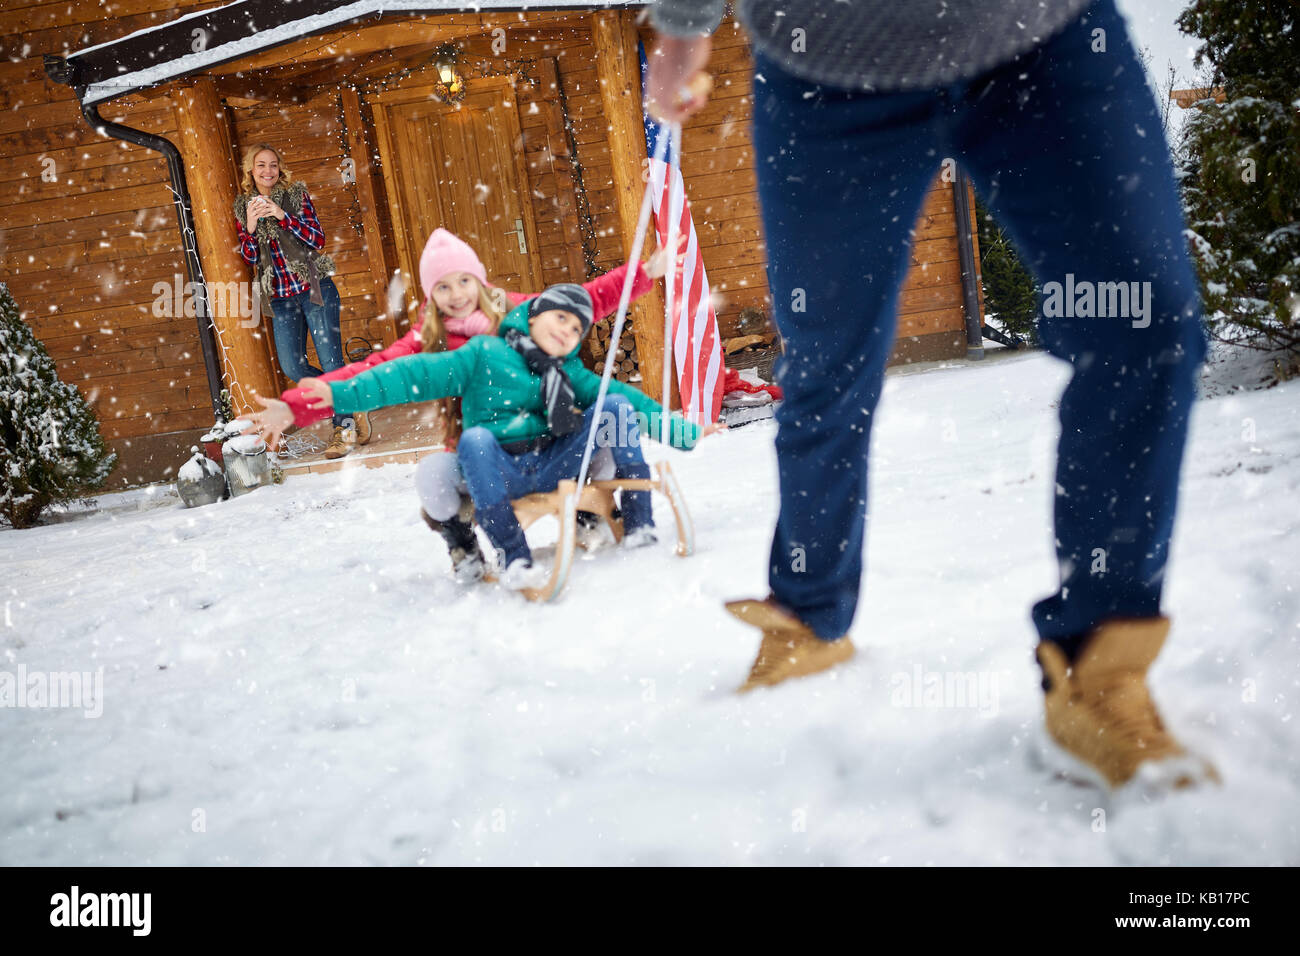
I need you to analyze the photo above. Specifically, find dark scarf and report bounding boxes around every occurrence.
[504,328,584,437]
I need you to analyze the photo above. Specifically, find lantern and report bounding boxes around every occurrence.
[222,432,272,498]
[432,45,466,103]
[176,446,227,508]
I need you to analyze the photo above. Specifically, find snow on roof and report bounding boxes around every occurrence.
[69,0,251,59]
[70,1,642,106]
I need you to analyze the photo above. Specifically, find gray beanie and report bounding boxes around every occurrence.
[528,283,594,334]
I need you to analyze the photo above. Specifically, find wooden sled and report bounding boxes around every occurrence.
[483,461,695,603]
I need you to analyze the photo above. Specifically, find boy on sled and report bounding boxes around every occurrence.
[300,283,724,589]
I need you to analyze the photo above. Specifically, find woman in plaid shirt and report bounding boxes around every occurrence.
[234,144,368,459]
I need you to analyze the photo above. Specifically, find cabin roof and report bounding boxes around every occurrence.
[54,0,642,105]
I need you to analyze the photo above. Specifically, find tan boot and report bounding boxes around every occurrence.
[354,411,373,445]
[726,598,855,693]
[1037,617,1219,790]
[324,425,351,459]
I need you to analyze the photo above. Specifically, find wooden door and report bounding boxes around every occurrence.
[370,77,545,318]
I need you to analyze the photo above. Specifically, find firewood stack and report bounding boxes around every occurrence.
[586,320,641,383]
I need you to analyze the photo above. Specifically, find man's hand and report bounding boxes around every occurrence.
[700,421,728,439]
[646,35,713,124]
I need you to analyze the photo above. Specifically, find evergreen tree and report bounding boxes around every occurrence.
[975,196,1039,345]
[1178,0,1300,355]
[0,284,116,528]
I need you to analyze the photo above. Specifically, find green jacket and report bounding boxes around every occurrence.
[329,303,702,450]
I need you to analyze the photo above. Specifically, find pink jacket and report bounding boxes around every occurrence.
[282,263,654,427]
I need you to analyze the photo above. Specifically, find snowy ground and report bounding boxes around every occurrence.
[2,349,1297,865]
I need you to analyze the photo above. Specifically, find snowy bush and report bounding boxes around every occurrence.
[0,283,116,528]
[1178,0,1300,357]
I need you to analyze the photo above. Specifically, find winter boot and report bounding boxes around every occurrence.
[355,411,373,446]
[622,526,658,549]
[1036,617,1220,791]
[500,557,549,591]
[725,597,855,693]
[422,503,486,583]
[575,510,616,551]
[324,425,351,459]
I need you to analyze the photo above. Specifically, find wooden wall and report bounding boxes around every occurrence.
[0,1,229,487]
[0,4,978,492]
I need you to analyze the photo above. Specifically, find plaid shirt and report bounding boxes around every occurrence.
[235,189,326,299]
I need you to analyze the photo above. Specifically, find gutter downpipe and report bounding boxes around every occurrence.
[44,55,226,417]
[952,166,985,361]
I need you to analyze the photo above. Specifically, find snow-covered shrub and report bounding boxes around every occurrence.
[1178,0,1300,357]
[0,283,116,528]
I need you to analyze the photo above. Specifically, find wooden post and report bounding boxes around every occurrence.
[591,10,677,408]
[172,77,279,414]
[339,85,399,347]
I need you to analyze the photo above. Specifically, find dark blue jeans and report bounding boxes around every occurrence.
[752,0,1206,654]
[458,393,653,564]
[270,276,351,428]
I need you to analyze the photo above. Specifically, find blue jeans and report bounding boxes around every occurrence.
[752,0,1206,654]
[458,393,653,564]
[270,276,351,428]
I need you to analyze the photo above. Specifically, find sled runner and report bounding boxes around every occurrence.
[484,461,695,602]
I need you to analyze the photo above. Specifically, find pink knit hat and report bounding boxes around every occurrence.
[418,228,488,299]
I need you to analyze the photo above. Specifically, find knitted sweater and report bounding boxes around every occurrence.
[650,0,1095,91]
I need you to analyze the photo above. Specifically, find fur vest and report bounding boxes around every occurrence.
[233,181,336,317]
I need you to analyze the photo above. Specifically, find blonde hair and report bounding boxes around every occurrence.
[240,143,292,195]
[419,281,508,352]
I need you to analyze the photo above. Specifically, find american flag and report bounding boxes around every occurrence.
[639,43,724,426]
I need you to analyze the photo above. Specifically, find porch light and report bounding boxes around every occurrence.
[432,45,465,101]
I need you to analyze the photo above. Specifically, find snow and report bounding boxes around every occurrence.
[73,0,642,105]
[1,352,1297,864]
[176,455,219,482]
[221,433,265,456]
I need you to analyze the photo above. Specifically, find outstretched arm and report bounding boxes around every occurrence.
[323,346,479,416]
[569,367,720,450]
[280,327,425,427]
[498,241,674,323]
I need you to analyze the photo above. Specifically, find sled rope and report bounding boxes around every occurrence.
[575,122,678,491]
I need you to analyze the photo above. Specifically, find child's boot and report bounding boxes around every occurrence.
[501,557,549,591]
[1036,617,1220,791]
[422,498,485,583]
[575,510,616,551]
[622,526,658,549]
[725,597,855,693]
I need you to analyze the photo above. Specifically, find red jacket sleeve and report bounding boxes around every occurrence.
[584,263,653,321]
[500,263,654,323]
[281,327,423,427]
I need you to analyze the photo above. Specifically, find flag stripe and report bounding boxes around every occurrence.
[639,39,725,426]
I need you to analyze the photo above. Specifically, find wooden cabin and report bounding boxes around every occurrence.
[0,1,984,488]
